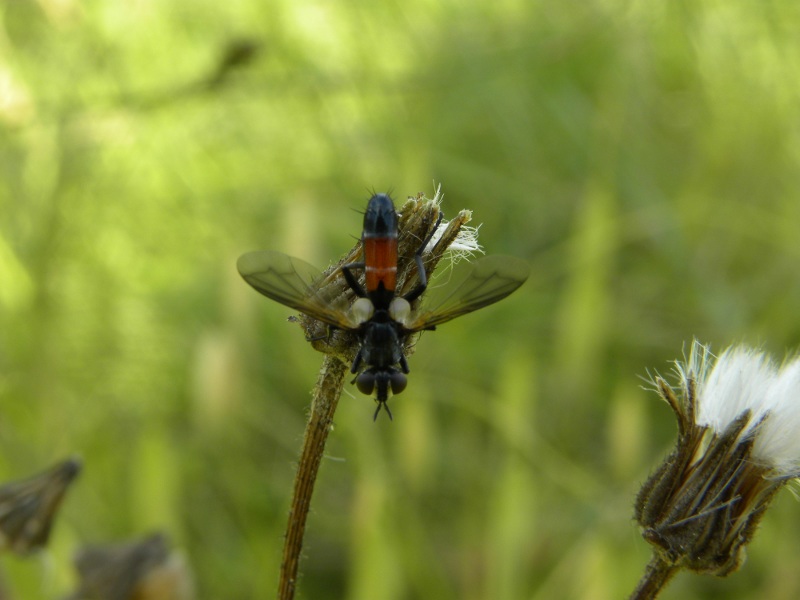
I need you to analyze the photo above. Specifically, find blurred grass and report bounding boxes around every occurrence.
[3,0,800,598]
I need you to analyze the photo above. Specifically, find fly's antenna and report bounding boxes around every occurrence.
[373,402,393,421]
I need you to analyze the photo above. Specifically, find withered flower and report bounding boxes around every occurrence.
[0,457,81,555]
[64,532,194,600]
[631,341,800,599]
[292,188,484,373]
[238,187,527,419]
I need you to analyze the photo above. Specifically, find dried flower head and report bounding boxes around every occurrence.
[237,188,529,419]
[635,341,800,577]
[0,457,81,555]
[65,532,195,600]
[297,189,480,366]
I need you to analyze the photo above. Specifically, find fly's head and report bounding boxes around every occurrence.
[355,366,408,421]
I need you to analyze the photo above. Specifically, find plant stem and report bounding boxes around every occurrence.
[277,355,348,600]
[629,554,679,600]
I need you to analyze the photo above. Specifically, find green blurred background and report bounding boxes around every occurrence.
[3,1,800,598]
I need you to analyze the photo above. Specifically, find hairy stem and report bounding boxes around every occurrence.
[278,356,348,600]
[629,554,679,600]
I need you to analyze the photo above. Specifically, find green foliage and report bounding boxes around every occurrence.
[2,0,800,598]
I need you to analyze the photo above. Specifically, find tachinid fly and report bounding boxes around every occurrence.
[238,193,530,420]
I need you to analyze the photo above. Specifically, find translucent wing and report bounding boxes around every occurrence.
[404,255,530,331]
[237,250,359,329]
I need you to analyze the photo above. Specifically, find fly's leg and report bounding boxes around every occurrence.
[341,261,367,297]
[399,355,409,374]
[403,212,444,302]
[290,315,336,345]
[306,324,336,343]
[350,348,364,374]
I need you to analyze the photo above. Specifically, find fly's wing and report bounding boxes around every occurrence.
[404,255,530,331]
[237,250,359,329]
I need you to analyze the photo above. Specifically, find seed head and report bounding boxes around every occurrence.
[636,341,800,576]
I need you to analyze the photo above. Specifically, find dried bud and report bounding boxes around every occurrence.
[0,457,81,555]
[65,532,194,600]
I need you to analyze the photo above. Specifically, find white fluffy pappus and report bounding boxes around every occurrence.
[422,184,483,261]
[680,341,800,474]
[756,359,800,474]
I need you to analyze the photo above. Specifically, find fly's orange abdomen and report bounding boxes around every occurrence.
[362,193,400,298]
[364,235,398,292]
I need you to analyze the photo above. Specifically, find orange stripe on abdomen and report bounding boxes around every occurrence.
[364,236,398,292]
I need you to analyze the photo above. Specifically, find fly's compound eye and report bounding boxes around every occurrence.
[350,297,375,324]
[389,372,407,395]
[356,372,376,395]
[388,297,411,326]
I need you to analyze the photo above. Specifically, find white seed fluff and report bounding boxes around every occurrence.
[423,184,483,261]
[755,359,800,474]
[681,341,800,474]
[696,345,776,438]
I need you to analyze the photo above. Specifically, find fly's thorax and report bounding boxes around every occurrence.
[360,321,404,367]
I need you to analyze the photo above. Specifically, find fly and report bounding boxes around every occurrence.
[237,193,530,420]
